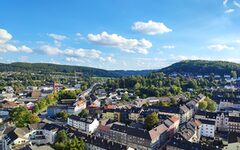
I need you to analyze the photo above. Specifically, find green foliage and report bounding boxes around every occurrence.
[198,97,217,112]
[10,106,40,127]
[58,90,77,100]
[231,70,237,78]
[134,82,141,90]
[145,112,159,130]
[56,111,68,120]
[121,93,129,101]
[78,109,88,118]
[0,62,120,77]
[158,101,169,107]
[32,93,58,113]
[56,130,68,143]
[29,114,41,124]
[160,60,240,76]
[170,97,177,105]
[54,130,85,150]
[198,100,208,110]
[206,99,217,112]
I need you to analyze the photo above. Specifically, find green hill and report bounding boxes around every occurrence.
[0,62,119,77]
[0,62,154,77]
[159,60,240,76]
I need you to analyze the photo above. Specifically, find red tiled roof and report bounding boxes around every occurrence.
[169,115,179,123]
[2,102,18,107]
[98,124,110,132]
[104,105,116,109]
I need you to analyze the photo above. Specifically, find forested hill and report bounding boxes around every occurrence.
[159,60,240,76]
[0,62,120,77]
[0,62,155,77]
[110,70,155,76]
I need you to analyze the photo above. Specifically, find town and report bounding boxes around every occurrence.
[1,69,240,150]
[1,0,240,149]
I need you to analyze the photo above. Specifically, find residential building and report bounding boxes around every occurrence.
[2,123,65,150]
[199,119,216,138]
[67,115,99,133]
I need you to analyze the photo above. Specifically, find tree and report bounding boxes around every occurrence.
[121,93,129,101]
[29,114,41,124]
[207,99,217,112]
[54,142,65,150]
[158,101,169,107]
[134,82,141,90]
[231,71,237,78]
[198,97,217,112]
[56,111,68,120]
[78,109,88,118]
[32,104,40,113]
[56,130,68,143]
[54,131,85,150]
[145,112,159,130]
[198,100,208,110]
[10,107,32,127]
[170,97,177,105]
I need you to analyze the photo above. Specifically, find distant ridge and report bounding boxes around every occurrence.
[0,62,154,77]
[159,60,240,76]
[1,60,239,77]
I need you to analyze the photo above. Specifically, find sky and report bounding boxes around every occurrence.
[0,0,240,70]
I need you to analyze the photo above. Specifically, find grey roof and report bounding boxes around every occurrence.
[179,105,190,113]
[229,116,240,123]
[199,119,215,125]
[110,123,127,133]
[164,119,174,127]
[68,115,96,124]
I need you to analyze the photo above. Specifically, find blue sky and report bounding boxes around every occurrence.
[0,0,240,70]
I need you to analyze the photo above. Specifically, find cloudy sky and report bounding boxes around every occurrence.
[1,0,240,70]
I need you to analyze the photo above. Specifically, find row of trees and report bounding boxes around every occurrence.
[32,93,59,113]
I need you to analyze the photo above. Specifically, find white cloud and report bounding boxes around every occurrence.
[225,8,235,13]
[47,33,67,41]
[234,1,240,8]
[100,56,116,63]
[0,29,12,44]
[64,48,101,59]
[223,0,228,5]
[0,29,17,52]
[87,32,152,54]
[162,45,175,49]
[235,40,240,43]
[18,45,33,53]
[41,44,103,61]
[131,20,172,35]
[208,44,235,51]
[105,56,115,63]
[0,44,18,52]
[75,32,85,40]
[66,57,85,63]
[0,28,33,53]
[40,45,62,55]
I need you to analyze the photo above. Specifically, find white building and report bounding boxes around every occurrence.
[67,115,99,134]
[73,100,86,114]
[199,119,215,138]
[2,123,64,150]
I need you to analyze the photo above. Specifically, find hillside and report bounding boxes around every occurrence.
[0,62,119,77]
[0,62,155,77]
[110,70,155,76]
[159,60,240,76]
